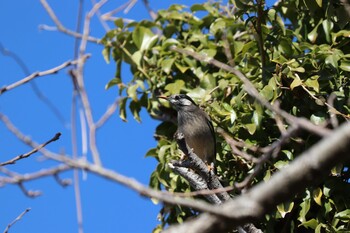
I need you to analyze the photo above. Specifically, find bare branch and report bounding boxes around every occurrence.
[0,133,61,166]
[0,42,66,124]
[72,0,108,166]
[39,0,100,43]
[18,183,42,198]
[90,0,111,31]
[0,164,71,186]
[142,0,157,20]
[3,208,31,233]
[95,98,120,128]
[0,56,90,95]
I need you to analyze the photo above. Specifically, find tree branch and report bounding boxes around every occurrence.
[39,0,100,43]
[163,122,350,233]
[3,208,31,233]
[0,133,61,166]
[0,56,90,95]
[173,133,231,202]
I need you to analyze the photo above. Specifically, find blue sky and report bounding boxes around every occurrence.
[0,1,274,232]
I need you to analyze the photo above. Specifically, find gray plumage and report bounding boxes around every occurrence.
[165,94,216,165]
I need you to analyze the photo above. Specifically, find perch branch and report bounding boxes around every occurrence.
[163,122,350,233]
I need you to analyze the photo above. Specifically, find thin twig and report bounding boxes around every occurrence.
[91,0,111,31]
[73,0,108,166]
[0,55,90,95]
[101,0,134,20]
[142,0,157,20]
[0,132,61,166]
[3,208,31,233]
[217,127,258,163]
[0,43,66,124]
[255,0,267,83]
[18,183,42,198]
[95,98,120,128]
[39,0,100,43]
[327,93,339,128]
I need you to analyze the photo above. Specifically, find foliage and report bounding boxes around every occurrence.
[101,0,350,232]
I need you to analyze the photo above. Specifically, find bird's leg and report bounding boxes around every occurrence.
[208,161,215,172]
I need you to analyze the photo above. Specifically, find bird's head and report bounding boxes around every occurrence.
[159,94,197,111]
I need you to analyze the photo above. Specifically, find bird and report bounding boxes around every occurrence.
[159,94,216,169]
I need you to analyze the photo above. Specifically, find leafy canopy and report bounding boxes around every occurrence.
[101,0,350,232]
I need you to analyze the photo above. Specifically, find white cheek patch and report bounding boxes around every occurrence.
[181,98,193,106]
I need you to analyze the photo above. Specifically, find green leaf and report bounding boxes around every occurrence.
[277,201,294,218]
[127,84,139,102]
[307,19,322,43]
[132,26,158,51]
[322,19,333,43]
[325,54,339,69]
[161,58,176,75]
[118,97,128,122]
[260,84,274,101]
[102,46,111,64]
[165,80,185,94]
[114,18,124,28]
[299,218,318,229]
[149,171,160,189]
[145,148,157,158]
[130,100,141,122]
[105,78,122,90]
[210,18,226,35]
[339,61,350,72]
[290,75,302,90]
[190,4,206,12]
[131,51,142,67]
[334,209,350,220]
[298,198,311,223]
[245,123,256,135]
[230,110,237,124]
[175,62,190,73]
[312,187,322,206]
[282,150,293,160]
[315,0,322,7]
[310,114,325,125]
[305,76,319,93]
[162,38,179,49]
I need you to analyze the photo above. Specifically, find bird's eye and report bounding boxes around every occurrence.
[174,95,180,100]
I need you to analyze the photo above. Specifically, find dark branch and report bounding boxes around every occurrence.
[0,133,61,166]
[3,208,31,233]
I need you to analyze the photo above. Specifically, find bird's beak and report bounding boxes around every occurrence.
[157,95,168,100]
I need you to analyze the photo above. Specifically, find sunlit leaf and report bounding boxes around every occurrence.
[290,75,302,90]
[277,201,294,218]
[299,218,318,229]
[312,187,323,206]
[165,80,185,94]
